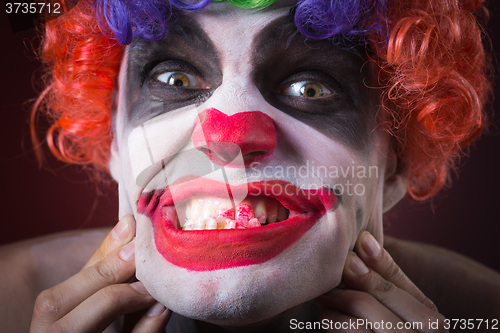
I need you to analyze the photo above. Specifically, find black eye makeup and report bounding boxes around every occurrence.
[124,17,222,126]
[145,59,211,103]
[124,14,373,149]
[274,70,345,114]
[251,16,374,149]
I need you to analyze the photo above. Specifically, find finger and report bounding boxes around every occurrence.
[343,252,446,332]
[318,289,413,333]
[355,232,436,311]
[50,282,155,333]
[130,302,172,333]
[31,240,136,329]
[83,215,136,269]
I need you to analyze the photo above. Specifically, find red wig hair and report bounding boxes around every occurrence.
[33,0,490,199]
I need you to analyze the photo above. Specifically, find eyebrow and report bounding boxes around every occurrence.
[166,15,220,63]
[251,14,298,65]
[251,14,367,65]
[249,15,373,150]
[125,15,221,125]
[127,14,221,77]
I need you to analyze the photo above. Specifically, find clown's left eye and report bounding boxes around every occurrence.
[155,71,208,89]
[281,81,333,99]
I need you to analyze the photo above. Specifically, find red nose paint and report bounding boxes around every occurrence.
[192,108,277,166]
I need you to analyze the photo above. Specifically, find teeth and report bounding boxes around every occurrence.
[236,220,248,229]
[236,203,254,222]
[183,220,194,230]
[254,200,267,225]
[194,217,205,230]
[217,208,235,220]
[202,202,217,219]
[225,219,237,229]
[186,199,202,221]
[248,218,260,228]
[205,217,217,230]
[180,197,289,230]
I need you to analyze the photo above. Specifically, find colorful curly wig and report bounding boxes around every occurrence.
[33,0,490,199]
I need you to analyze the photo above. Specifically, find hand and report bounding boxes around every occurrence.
[30,215,171,333]
[316,231,447,333]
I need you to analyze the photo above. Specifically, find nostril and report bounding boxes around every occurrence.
[195,142,242,166]
[197,147,211,156]
[243,151,270,161]
[209,142,241,164]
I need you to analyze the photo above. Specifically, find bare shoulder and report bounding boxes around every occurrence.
[385,236,500,318]
[0,228,110,332]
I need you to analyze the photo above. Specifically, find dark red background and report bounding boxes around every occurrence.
[1,3,499,273]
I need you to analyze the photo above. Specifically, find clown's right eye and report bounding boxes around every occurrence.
[155,71,208,89]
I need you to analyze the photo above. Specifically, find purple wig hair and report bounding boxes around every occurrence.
[99,0,388,45]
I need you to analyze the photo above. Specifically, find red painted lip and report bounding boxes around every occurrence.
[137,179,337,271]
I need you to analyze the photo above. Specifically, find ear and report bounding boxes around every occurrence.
[382,152,406,212]
[109,139,121,182]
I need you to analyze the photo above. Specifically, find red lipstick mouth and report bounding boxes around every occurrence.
[137,179,337,271]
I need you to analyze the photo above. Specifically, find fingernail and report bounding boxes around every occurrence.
[147,302,166,317]
[112,218,130,241]
[130,281,150,295]
[362,232,381,257]
[119,241,135,262]
[350,254,369,275]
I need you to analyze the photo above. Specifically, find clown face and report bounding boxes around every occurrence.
[110,2,405,326]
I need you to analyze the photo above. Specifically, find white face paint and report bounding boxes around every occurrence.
[110,2,396,326]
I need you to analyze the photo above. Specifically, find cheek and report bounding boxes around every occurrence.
[125,107,199,182]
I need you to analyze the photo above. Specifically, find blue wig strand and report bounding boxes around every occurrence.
[130,0,173,40]
[169,0,212,11]
[294,0,387,40]
[102,0,133,44]
[97,0,212,44]
[97,0,387,45]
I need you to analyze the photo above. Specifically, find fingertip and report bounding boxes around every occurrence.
[146,302,166,317]
[111,218,131,241]
[131,303,172,333]
[345,252,369,277]
[123,214,137,235]
[112,215,136,241]
[357,231,382,259]
[130,281,150,295]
